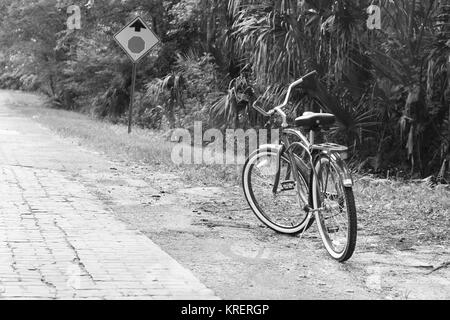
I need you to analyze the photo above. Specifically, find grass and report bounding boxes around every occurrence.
[355,177,449,249]
[9,91,450,249]
[9,91,242,187]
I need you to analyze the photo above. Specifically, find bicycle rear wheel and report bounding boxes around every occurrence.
[242,149,312,234]
[312,155,357,262]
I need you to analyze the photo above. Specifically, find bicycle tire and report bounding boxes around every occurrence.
[312,154,357,262]
[242,149,313,234]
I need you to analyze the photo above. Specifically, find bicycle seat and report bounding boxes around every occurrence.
[295,112,335,130]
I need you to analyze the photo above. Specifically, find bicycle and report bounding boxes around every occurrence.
[242,71,357,262]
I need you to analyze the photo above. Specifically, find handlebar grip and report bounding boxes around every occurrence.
[252,103,271,117]
[303,70,318,78]
[292,71,317,87]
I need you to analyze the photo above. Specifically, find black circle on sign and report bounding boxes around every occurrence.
[128,36,145,54]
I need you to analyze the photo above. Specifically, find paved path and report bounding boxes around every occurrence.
[0,93,217,299]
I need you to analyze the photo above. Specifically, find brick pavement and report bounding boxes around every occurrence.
[0,93,218,299]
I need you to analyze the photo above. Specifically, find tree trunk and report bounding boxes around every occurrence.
[206,0,216,52]
[48,75,56,98]
[166,99,176,129]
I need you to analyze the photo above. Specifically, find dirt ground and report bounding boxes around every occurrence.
[72,159,449,300]
[8,90,450,300]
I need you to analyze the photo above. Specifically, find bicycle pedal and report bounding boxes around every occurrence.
[327,226,340,234]
[281,180,296,191]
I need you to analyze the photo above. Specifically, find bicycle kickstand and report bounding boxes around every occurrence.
[298,207,323,242]
[299,211,314,241]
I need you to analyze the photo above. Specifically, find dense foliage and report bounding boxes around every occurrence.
[0,0,449,179]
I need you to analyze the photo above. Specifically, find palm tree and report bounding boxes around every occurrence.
[222,0,376,143]
[146,73,185,129]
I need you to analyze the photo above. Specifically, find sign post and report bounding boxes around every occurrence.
[114,17,160,133]
[128,62,137,134]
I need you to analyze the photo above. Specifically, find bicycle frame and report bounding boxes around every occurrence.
[280,128,312,209]
[270,127,354,212]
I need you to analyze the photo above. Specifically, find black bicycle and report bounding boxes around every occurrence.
[242,71,357,262]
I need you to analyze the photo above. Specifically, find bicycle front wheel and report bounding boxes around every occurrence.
[242,149,312,234]
[312,155,357,262]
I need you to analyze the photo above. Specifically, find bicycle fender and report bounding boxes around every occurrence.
[249,144,284,157]
[327,152,354,187]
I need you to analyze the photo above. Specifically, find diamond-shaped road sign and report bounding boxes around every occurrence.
[114,17,160,63]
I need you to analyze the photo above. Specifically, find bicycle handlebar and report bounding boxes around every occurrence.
[252,70,317,127]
